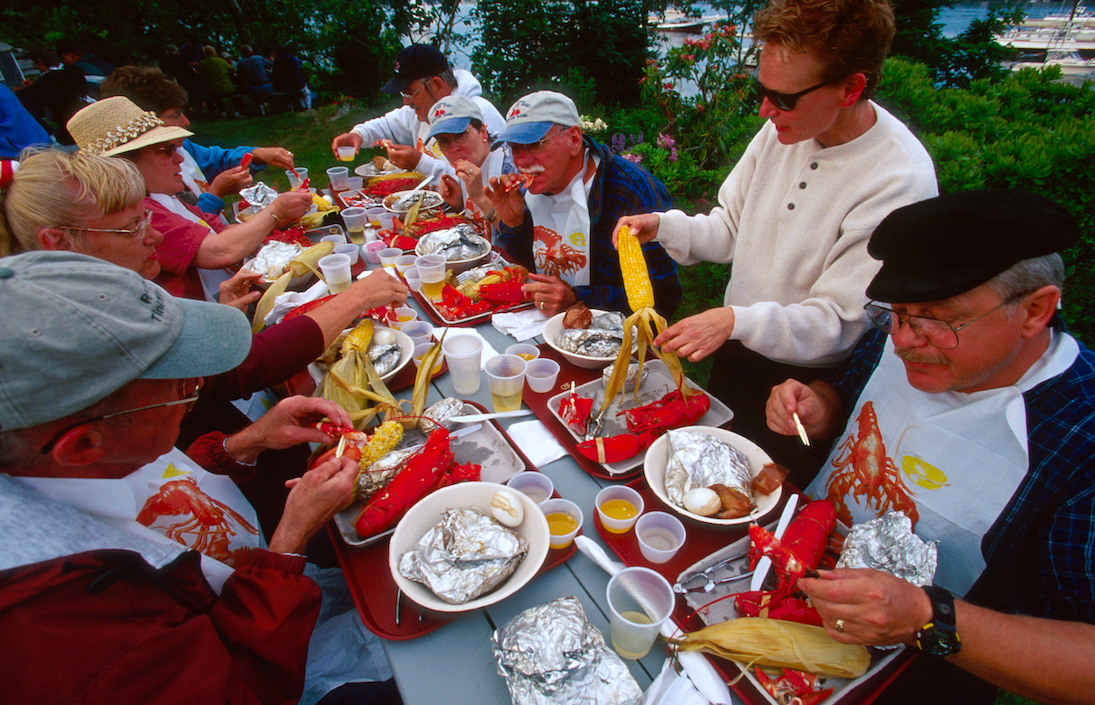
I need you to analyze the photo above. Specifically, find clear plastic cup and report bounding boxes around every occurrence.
[415,254,447,301]
[333,243,360,265]
[391,306,418,329]
[506,472,554,505]
[376,212,396,231]
[606,567,675,660]
[441,335,483,395]
[364,240,386,264]
[505,343,540,362]
[485,354,526,413]
[395,255,418,275]
[378,247,402,269]
[326,166,350,190]
[318,253,352,294]
[401,320,433,347]
[366,206,387,228]
[404,269,423,292]
[346,176,364,191]
[596,485,645,534]
[286,167,307,188]
[342,207,368,244]
[321,233,346,246]
[413,342,444,376]
[540,498,582,549]
[524,358,561,394]
[337,146,356,162]
[635,512,686,564]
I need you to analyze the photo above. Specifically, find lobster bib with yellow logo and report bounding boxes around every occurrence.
[806,333,1077,596]
[525,151,597,287]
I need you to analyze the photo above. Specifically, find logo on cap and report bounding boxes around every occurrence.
[394,61,401,73]
[434,107,447,118]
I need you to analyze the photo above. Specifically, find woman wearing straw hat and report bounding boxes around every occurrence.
[66,96,312,301]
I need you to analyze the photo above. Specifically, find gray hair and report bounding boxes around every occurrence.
[984,253,1065,302]
[436,68,457,89]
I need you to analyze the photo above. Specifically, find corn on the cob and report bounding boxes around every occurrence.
[288,241,334,278]
[359,420,404,468]
[669,617,870,680]
[618,226,654,312]
[312,193,338,211]
[341,319,374,356]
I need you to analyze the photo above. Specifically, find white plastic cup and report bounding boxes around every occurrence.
[321,233,346,246]
[401,320,433,347]
[415,254,447,300]
[333,243,360,265]
[635,512,686,564]
[506,472,554,505]
[326,166,350,190]
[596,485,645,534]
[376,212,396,231]
[378,247,402,269]
[364,240,386,264]
[485,354,527,413]
[395,254,418,275]
[347,176,364,191]
[505,343,540,361]
[606,567,675,660]
[442,335,483,395]
[524,358,561,394]
[337,146,356,162]
[366,206,387,228]
[318,253,352,294]
[540,498,582,550]
[342,206,368,231]
[286,167,307,188]
[391,306,418,329]
[412,342,444,376]
[404,269,423,292]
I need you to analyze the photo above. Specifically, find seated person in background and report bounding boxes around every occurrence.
[15,47,88,146]
[160,44,202,97]
[272,44,310,111]
[487,90,681,318]
[55,36,115,98]
[0,251,359,703]
[766,190,1095,705]
[428,95,516,238]
[102,66,295,217]
[330,44,505,181]
[0,148,408,534]
[614,0,937,485]
[197,45,239,118]
[67,96,311,302]
[236,44,275,97]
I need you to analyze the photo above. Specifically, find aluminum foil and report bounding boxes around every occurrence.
[390,190,444,212]
[555,328,624,358]
[664,429,753,509]
[354,447,415,501]
[399,508,528,605]
[492,596,642,705]
[367,343,401,376]
[419,397,463,434]
[250,241,302,280]
[418,224,490,261]
[837,511,937,587]
[601,361,646,392]
[589,311,625,332]
[239,182,279,210]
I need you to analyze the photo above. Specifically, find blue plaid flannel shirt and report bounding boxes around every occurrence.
[495,137,682,318]
[827,324,1095,623]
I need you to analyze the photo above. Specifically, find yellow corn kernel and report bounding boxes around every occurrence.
[341,319,374,356]
[618,226,654,311]
[359,420,404,468]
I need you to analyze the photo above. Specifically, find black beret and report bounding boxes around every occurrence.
[866,189,1079,303]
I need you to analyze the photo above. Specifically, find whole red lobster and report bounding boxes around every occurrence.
[734,500,837,626]
[573,387,711,463]
[352,428,480,537]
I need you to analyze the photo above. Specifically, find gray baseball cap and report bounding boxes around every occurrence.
[0,251,252,431]
[491,91,581,150]
[425,95,484,141]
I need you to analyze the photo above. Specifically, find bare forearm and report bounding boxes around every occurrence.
[948,601,1095,705]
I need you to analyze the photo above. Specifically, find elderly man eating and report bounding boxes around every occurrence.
[487,90,681,317]
[766,190,1095,705]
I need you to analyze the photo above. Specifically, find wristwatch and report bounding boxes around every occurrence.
[916,586,961,657]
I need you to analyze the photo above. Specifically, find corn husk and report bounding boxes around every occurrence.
[669,617,870,680]
[251,240,335,333]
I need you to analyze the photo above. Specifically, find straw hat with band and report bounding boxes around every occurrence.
[67,96,193,157]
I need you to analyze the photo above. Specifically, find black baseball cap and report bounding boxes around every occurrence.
[382,44,449,95]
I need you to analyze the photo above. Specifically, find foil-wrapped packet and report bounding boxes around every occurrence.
[555,328,625,358]
[418,224,490,261]
[419,397,463,434]
[239,182,279,211]
[589,311,625,332]
[837,511,937,587]
[354,447,415,502]
[367,342,402,376]
[249,241,302,280]
[601,361,647,392]
[493,596,642,705]
[664,429,753,509]
[399,508,527,605]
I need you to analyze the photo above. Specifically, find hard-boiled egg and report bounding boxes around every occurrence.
[490,489,524,527]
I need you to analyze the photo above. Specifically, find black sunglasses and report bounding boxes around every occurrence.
[755,79,830,111]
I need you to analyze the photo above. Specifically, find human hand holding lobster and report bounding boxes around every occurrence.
[218,268,264,312]
[653,307,735,362]
[612,213,661,247]
[208,165,253,198]
[250,147,295,170]
[523,272,576,316]
[269,454,358,554]
[270,191,313,228]
[800,568,934,648]
[224,396,353,465]
[485,173,528,228]
[766,379,844,442]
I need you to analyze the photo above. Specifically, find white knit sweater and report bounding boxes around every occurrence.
[657,102,937,366]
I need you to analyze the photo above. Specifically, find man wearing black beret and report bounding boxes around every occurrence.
[767,190,1095,704]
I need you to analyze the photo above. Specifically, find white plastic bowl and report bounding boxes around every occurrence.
[383,189,444,215]
[542,309,622,369]
[389,482,550,613]
[414,231,491,274]
[643,426,782,526]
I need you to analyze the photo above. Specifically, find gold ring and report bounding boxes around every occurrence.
[539,301,545,311]
[835,619,845,633]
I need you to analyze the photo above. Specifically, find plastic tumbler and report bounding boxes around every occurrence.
[326,166,350,190]
[342,207,368,245]
[413,342,445,376]
[506,472,554,505]
[415,254,447,301]
[401,320,433,347]
[337,146,356,162]
[391,306,418,329]
[346,176,364,191]
[286,167,307,188]
[606,567,675,660]
[318,253,352,294]
[321,233,346,247]
[505,343,540,361]
[378,247,402,270]
[364,240,386,264]
[524,358,561,394]
[442,335,483,395]
[404,269,423,292]
[485,354,527,413]
[540,498,582,549]
[333,243,360,265]
[395,255,418,275]
[635,512,686,564]
[366,206,387,228]
[595,485,644,534]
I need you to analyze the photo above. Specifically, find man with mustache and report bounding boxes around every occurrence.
[486,90,681,318]
[766,190,1095,705]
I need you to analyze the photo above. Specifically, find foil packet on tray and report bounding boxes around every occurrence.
[239,182,280,211]
[493,596,642,705]
[399,508,527,605]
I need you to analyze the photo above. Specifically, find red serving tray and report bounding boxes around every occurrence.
[594,482,915,705]
[329,408,577,640]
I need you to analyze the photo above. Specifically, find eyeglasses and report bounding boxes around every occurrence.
[152,142,180,158]
[511,127,564,156]
[865,294,1032,350]
[400,82,426,100]
[436,128,475,151]
[755,79,830,111]
[40,378,201,455]
[64,210,154,241]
